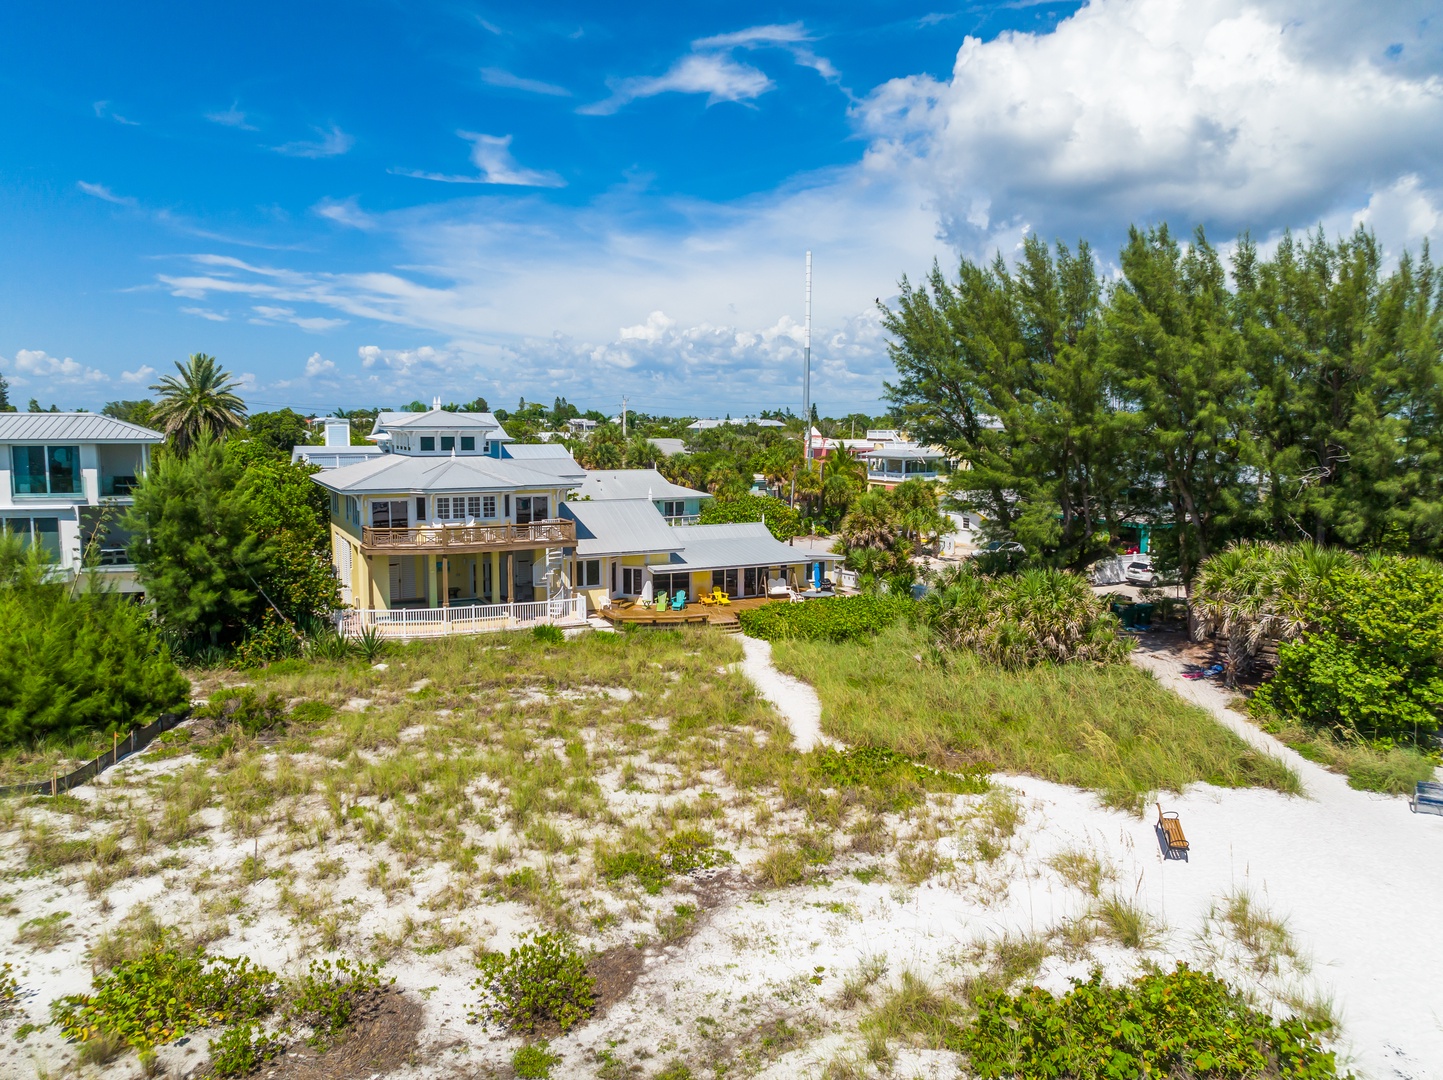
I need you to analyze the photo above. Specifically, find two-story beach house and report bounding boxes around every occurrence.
[311,409,587,625]
[863,430,954,490]
[0,412,163,592]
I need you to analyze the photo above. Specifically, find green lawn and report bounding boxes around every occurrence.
[772,622,1300,812]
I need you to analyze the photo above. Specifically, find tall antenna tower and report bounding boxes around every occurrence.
[802,250,812,468]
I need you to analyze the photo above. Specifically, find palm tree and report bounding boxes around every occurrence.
[840,491,900,551]
[149,354,247,453]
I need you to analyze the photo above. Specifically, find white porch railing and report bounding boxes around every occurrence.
[664,514,701,526]
[337,595,587,638]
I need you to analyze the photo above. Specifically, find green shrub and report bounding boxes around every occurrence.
[469,932,596,1034]
[1256,557,1443,744]
[196,688,289,736]
[812,746,988,810]
[959,964,1347,1078]
[597,829,733,894]
[699,494,801,541]
[512,1041,562,1078]
[51,947,279,1052]
[923,565,1129,667]
[286,957,390,1050]
[208,1022,286,1076]
[533,624,565,646]
[0,535,189,750]
[233,612,303,668]
[354,625,386,663]
[737,594,912,643]
[0,962,19,1020]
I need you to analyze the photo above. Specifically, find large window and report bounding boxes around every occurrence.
[622,567,646,595]
[11,445,81,496]
[419,436,436,452]
[577,559,601,588]
[482,495,497,518]
[1,516,61,558]
[441,436,455,451]
[461,436,476,451]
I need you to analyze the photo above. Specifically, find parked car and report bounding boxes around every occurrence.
[979,540,1026,555]
[1124,557,1158,586]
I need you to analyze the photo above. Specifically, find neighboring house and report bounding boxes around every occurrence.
[648,437,687,457]
[571,468,710,524]
[310,409,585,612]
[0,412,162,592]
[566,417,599,435]
[292,417,383,471]
[864,441,953,489]
[940,510,986,556]
[561,501,839,612]
[686,417,785,430]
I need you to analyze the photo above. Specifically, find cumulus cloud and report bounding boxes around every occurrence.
[393,132,564,187]
[479,67,571,97]
[77,181,136,206]
[6,349,108,386]
[273,124,354,158]
[855,0,1443,257]
[304,352,337,376]
[120,365,156,384]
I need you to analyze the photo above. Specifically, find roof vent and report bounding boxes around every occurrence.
[432,396,442,411]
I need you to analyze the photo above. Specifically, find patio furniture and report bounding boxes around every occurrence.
[671,590,686,611]
[768,576,791,598]
[711,587,731,605]
[1157,803,1189,853]
[699,591,718,606]
[1410,781,1443,816]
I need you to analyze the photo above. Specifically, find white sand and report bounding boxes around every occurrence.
[738,636,838,752]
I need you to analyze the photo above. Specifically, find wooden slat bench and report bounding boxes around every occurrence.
[1410,781,1443,817]
[1157,803,1189,853]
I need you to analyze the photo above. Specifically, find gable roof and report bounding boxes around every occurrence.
[373,409,511,436]
[310,447,586,494]
[573,468,707,502]
[503,443,577,461]
[561,499,683,557]
[0,412,163,443]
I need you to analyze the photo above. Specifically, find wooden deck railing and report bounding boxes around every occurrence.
[360,519,575,551]
[337,596,587,637]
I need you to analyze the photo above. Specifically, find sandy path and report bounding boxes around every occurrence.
[738,635,838,752]
[1129,646,1443,1080]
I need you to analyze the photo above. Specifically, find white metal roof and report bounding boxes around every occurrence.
[573,468,707,502]
[866,442,949,461]
[373,409,513,438]
[310,447,586,494]
[664,521,841,573]
[562,499,684,557]
[0,412,163,444]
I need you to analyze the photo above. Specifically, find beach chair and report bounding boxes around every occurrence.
[711,587,731,606]
[671,590,686,611]
[1156,803,1189,853]
[1410,781,1443,816]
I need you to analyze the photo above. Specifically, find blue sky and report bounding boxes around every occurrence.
[3,1,1441,417]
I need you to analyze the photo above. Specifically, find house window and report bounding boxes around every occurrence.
[622,567,645,594]
[661,500,687,518]
[962,516,973,530]
[11,445,81,496]
[345,496,359,522]
[441,436,455,451]
[420,436,436,452]
[467,496,481,518]
[436,497,451,519]
[416,497,426,520]
[331,493,339,515]
[339,539,353,581]
[482,495,497,518]
[461,436,475,451]
[0,516,60,558]
[578,559,601,588]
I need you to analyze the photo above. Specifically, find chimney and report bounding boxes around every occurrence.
[432,396,442,411]
[323,418,351,447]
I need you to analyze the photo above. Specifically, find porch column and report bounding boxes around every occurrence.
[505,552,513,603]
[442,556,450,608]
[490,549,500,603]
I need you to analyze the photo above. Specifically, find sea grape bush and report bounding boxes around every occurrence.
[470,932,596,1034]
[812,746,989,810]
[597,829,734,894]
[737,594,912,643]
[960,964,1348,1079]
[286,957,390,1050]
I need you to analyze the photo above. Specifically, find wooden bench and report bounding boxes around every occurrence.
[1157,803,1189,852]
[1411,781,1443,817]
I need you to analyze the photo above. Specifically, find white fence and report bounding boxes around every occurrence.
[337,595,587,638]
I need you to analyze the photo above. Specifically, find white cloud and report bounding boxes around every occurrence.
[77,181,136,206]
[180,306,228,322]
[855,0,1443,258]
[249,305,348,332]
[120,365,156,384]
[92,100,140,126]
[480,67,571,97]
[313,196,377,230]
[206,102,258,130]
[580,21,839,115]
[580,53,773,115]
[304,352,337,377]
[6,349,109,386]
[393,132,565,187]
[273,124,354,158]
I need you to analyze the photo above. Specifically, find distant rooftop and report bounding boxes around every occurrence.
[0,412,163,443]
[686,417,786,430]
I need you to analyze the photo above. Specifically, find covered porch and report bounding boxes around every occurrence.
[338,595,587,638]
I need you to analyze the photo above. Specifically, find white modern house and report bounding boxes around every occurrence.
[0,412,163,591]
[292,417,382,470]
[864,440,953,489]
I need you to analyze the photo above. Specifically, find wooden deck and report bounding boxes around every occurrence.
[600,594,776,630]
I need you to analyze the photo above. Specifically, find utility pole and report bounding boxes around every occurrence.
[802,251,812,470]
[621,395,628,438]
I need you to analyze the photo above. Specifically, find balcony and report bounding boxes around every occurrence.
[664,514,701,526]
[360,519,575,553]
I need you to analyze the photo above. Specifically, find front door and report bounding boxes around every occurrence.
[373,500,409,528]
[513,553,533,602]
